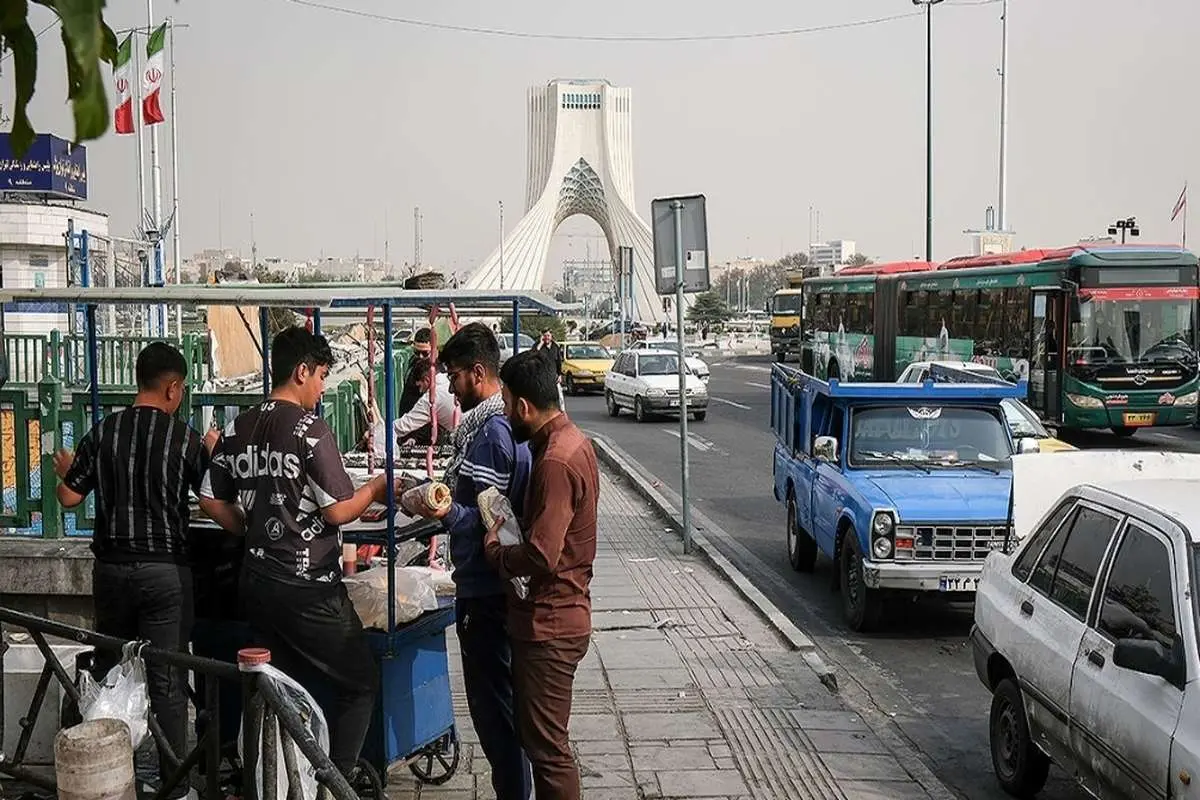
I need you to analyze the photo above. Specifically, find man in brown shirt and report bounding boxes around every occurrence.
[485,348,598,800]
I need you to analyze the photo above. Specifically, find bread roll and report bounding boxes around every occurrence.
[401,482,452,515]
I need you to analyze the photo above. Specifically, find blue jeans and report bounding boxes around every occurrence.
[456,596,532,800]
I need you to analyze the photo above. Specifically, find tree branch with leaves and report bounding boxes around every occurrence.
[1,0,120,157]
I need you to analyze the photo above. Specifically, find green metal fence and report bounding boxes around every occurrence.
[4,330,210,389]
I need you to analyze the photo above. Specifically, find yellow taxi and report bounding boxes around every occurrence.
[1001,398,1075,453]
[560,341,615,395]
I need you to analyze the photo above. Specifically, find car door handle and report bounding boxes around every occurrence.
[1020,600,1034,616]
[1087,650,1105,668]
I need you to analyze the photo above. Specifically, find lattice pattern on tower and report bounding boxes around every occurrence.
[556,158,610,229]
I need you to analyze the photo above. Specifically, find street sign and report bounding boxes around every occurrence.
[651,195,709,294]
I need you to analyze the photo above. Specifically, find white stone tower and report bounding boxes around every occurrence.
[465,79,666,324]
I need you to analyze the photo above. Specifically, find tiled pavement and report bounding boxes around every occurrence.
[386,464,937,800]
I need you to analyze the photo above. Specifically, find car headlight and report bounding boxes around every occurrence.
[1066,393,1105,409]
[646,388,666,397]
[871,512,894,537]
[1175,391,1198,407]
[872,536,893,559]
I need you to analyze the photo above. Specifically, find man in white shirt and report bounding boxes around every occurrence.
[368,357,457,450]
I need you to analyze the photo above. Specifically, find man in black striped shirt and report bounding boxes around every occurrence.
[54,342,222,800]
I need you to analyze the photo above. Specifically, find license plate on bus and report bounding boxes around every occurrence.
[939,576,979,593]
[1123,413,1156,426]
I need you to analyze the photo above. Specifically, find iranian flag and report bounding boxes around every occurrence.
[142,22,167,125]
[113,34,134,134]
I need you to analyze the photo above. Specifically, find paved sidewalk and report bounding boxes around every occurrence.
[387,463,936,800]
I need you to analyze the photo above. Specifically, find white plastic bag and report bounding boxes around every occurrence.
[238,662,329,800]
[404,565,457,597]
[477,487,530,600]
[78,644,150,749]
[344,565,439,629]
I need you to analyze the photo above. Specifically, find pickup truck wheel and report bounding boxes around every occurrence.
[989,678,1050,797]
[786,492,817,572]
[840,534,883,631]
[634,397,648,423]
[606,391,621,417]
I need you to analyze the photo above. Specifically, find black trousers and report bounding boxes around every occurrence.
[92,561,194,799]
[240,575,379,776]
[456,596,531,800]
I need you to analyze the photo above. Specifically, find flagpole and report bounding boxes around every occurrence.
[169,17,182,336]
[146,0,165,337]
[132,36,148,336]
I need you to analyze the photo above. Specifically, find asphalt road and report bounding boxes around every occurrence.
[570,355,1200,800]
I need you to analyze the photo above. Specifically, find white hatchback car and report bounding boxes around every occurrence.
[630,339,710,382]
[973,476,1200,799]
[604,349,708,422]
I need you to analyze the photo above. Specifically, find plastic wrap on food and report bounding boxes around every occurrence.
[477,486,530,600]
[405,565,457,596]
[400,481,452,516]
[344,565,439,628]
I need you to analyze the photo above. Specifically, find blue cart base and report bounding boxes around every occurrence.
[362,601,459,786]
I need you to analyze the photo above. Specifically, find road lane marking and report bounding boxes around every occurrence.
[746,381,770,389]
[712,397,751,410]
[734,364,769,372]
[662,429,727,454]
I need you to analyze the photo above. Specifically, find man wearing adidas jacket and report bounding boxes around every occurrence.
[408,322,533,800]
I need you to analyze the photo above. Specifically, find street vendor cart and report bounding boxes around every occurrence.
[1,283,567,792]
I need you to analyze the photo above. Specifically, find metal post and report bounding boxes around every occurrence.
[169,17,182,336]
[258,307,270,397]
[86,305,100,428]
[671,200,692,553]
[511,300,520,351]
[382,304,396,640]
[924,2,934,262]
[312,309,323,417]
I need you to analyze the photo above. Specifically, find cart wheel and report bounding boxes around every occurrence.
[408,730,460,785]
[351,758,385,799]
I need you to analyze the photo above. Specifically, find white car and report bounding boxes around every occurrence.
[897,360,1003,384]
[496,333,535,363]
[973,474,1200,798]
[630,339,710,382]
[604,349,708,422]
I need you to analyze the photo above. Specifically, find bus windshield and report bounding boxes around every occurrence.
[773,293,802,314]
[1070,291,1198,367]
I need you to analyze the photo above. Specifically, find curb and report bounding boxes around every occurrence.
[588,432,839,693]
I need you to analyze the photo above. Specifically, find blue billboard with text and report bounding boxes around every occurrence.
[0,134,88,200]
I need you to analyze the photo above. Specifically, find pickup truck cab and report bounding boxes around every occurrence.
[973,452,1200,799]
[770,364,1033,631]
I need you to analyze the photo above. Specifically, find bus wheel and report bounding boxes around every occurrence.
[1111,426,1136,438]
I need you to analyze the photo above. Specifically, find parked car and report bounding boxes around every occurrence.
[496,333,535,363]
[560,341,614,395]
[630,339,710,381]
[973,464,1200,799]
[604,349,708,422]
[897,360,1003,384]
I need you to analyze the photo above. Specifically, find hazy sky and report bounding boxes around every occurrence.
[11,0,1200,285]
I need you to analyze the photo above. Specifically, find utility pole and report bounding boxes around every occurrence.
[997,0,1010,232]
[250,211,257,269]
[412,206,421,269]
[914,0,946,262]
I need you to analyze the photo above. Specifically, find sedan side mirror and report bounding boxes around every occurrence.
[813,435,839,463]
[1016,438,1041,455]
[1113,638,1184,684]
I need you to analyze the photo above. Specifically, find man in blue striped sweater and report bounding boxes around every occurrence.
[410,322,533,800]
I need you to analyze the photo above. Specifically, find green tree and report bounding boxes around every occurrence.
[687,292,731,327]
[777,251,809,271]
[845,253,874,267]
[500,314,567,342]
[2,1,121,156]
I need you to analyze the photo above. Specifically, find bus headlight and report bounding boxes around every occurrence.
[1174,392,1198,407]
[1066,393,1104,409]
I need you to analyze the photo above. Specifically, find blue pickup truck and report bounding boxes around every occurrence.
[770,364,1036,631]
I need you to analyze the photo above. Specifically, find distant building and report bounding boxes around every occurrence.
[809,240,856,271]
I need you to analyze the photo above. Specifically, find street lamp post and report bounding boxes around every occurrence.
[913,0,945,262]
[1108,217,1140,244]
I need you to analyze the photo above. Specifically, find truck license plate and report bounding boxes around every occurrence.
[939,576,979,592]
[1123,412,1156,426]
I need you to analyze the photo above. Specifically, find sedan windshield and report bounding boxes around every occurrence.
[1070,294,1197,367]
[850,406,1012,467]
[566,344,610,360]
[638,355,680,375]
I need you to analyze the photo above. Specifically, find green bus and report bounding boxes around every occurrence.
[797,244,1199,435]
